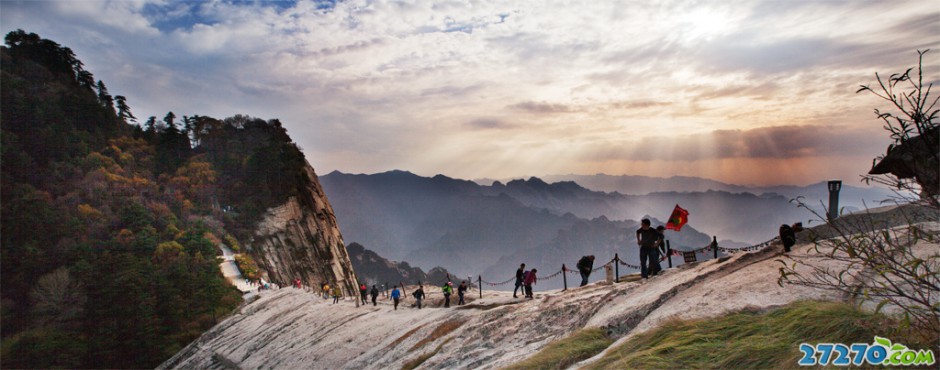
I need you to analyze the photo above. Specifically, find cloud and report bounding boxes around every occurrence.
[581,125,888,162]
[508,101,576,113]
[465,118,515,130]
[0,0,936,185]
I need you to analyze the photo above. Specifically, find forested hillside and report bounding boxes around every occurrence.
[0,30,308,368]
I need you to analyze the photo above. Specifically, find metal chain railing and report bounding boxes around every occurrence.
[357,235,784,303]
[480,276,516,287]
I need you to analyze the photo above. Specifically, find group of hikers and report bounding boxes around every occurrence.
[531,218,670,294]
[512,264,539,298]
[317,281,472,310]
[305,218,743,309]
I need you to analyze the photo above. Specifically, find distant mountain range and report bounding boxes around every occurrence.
[347,242,454,288]
[319,170,869,287]
[481,173,895,209]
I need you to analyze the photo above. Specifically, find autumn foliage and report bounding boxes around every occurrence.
[1,30,306,368]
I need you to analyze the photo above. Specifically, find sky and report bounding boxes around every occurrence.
[2,0,938,186]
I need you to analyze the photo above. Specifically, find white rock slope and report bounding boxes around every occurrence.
[161,239,847,370]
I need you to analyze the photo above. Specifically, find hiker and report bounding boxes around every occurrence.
[636,219,661,279]
[577,255,595,287]
[332,289,341,304]
[391,287,401,310]
[523,268,538,298]
[322,283,330,299]
[513,263,526,298]
[413,285,426,309]
[457,281,468,305]
[779,224,796,253]
[359,283,368,305]
[650,226,665,276]
[442,282,453,308]
[370,285,379,306]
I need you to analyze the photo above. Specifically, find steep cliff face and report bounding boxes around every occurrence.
[249,161,359,297]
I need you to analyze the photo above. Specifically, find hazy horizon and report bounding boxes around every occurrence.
[326,167,886,189]
[3,0,937,186]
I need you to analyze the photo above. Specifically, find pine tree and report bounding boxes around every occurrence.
[96,80,113,110]
[114,95,136,124]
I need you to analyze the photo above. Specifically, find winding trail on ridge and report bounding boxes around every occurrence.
[163,237,846,370]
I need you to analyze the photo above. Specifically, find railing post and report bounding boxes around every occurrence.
[712,236,718,259]
[666,240,672,268]
[562,264,568,291]
[400,281,406,297]
[478,275,482,299]
[614,253,620,283]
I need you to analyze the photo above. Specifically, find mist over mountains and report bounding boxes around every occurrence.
[319,170,891,286]
[501,173,894,208]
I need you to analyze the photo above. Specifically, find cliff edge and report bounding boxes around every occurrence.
[250,161,359,298]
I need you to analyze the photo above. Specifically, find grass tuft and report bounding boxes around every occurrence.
[586,300,934,370]
[502,328,614,370]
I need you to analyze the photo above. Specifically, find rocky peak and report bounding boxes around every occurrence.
[250,161,359,298]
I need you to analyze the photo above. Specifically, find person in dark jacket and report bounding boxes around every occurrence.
[636,219,660,279]
[370,285,379,306]
[413,285,425,309]
[457,281,468,305]
[576,255,595,287]
[780,224,796,253]
[391,287,401,310]
[513,263,526,298]
[650,226,665,276]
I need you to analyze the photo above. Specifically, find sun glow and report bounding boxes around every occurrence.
[681,7,734,41]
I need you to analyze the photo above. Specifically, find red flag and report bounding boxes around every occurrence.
[665,204,689,231]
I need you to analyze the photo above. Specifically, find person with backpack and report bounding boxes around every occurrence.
[390,286,401,310]
[413,285,425,309]
[322,283,330,299]
[370,285,379,306]
[779,224,796,253]
[359,283,368,305]
[523,268,538,298]
[636,219,661,279]
[576,255,595,287]
[332,288,341,304]
[457,281,468,305]
[650,226,666,276]
[513,263,526,298]
[442,282,453,308]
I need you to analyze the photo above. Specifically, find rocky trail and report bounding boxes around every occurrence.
[163,204,936,370]
[163,241,842,370]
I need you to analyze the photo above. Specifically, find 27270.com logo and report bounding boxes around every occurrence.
[799,336,935,366]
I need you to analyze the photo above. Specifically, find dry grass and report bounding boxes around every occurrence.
[501,328,613,370]
[408,318,468,352]
[585,300,932,370]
